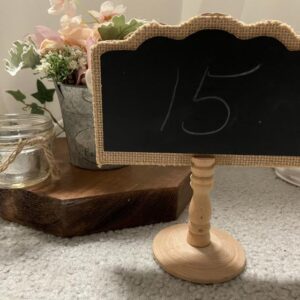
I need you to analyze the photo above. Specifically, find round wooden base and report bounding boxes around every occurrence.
[153,224,246,284]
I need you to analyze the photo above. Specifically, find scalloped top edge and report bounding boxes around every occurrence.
[94,15,300,51]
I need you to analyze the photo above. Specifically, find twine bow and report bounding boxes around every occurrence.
[0,132,60,181]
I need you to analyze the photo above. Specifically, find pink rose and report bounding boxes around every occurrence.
[61,27,94,49]
[59,16,93,50]
[59,15,101,51]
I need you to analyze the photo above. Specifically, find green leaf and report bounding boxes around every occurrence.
[98,15,145,40]
[6,90,26,103]
[22,44,40,69]
[4,41,24,76]
[31,80,55,104]
[30,103,44,115]
[4,40,40,76]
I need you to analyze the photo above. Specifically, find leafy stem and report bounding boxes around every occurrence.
[6,79,65,132]
[23,103,65,131]
[42,106,64,131]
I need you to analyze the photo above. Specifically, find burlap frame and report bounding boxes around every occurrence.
[91,15,300,167]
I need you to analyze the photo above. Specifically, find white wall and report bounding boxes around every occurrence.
[241,0,300,32]
[181,0,245,22]
[1,0,300,117]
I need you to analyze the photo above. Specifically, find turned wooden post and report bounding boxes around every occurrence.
[187,156,215,247]
[153,155,246,284]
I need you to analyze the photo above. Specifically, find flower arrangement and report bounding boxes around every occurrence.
[4,0,146,124]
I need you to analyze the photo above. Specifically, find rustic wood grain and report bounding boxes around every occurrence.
[0,139,192,237]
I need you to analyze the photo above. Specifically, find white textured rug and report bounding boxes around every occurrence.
[0,167,300,300]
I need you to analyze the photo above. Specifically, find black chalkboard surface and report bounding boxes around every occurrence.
[100,29,300,157]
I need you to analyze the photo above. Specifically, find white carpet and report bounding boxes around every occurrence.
[0,167,300,300]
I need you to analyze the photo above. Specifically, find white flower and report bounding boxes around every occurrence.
[78,57,87,69]
[60,15,82,29]
[75,49,83,57]
[89,1,126,23]
[40,58,47,64]
[48,0,76,16]
[69,60,78,70]
[36,61,51,74]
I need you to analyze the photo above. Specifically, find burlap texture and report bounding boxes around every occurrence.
[91,15,300,167]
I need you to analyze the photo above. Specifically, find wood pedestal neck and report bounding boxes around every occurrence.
[187,157,215,247]
[153,156,246,284]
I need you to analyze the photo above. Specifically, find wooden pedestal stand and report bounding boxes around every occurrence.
[153,157,246,284]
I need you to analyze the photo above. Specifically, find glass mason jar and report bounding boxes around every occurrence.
[0,114,54,188]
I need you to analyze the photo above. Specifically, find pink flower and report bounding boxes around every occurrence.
[85,29,100,66]
[31,25,63,48]
[89,1,126,23]
[39,39,65,54]
[59,15,94,50]
[48,0,76,16]
[62,27,94,49]
[84,27,103,90]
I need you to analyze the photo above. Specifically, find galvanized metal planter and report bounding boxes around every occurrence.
[55,83,121,170]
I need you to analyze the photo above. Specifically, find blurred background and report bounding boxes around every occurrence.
[1,0,300,120]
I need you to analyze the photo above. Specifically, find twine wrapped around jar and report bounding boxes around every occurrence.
[0,131,60,181]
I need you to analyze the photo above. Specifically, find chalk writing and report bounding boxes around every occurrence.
[161,63,261,135]
[208,64,261,78]
[182,96,231,135]
[160,68,180,132]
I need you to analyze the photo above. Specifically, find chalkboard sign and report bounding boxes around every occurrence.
[92,16,300,167]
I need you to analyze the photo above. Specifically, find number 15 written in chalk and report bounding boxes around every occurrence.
[160,63,261,135]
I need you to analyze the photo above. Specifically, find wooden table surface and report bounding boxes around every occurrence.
[0,139,192,237]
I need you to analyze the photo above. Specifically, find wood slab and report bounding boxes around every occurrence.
[0,139,192,237]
